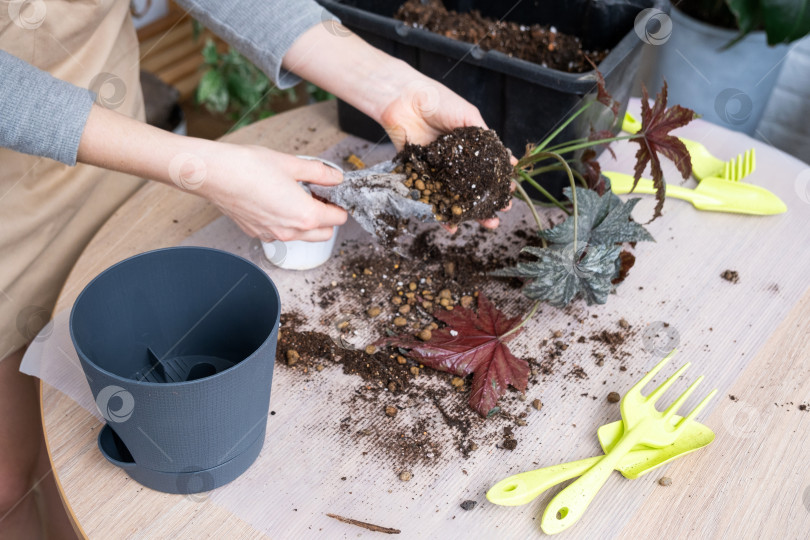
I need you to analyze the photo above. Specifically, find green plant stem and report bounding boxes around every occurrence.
[530,102,595,154]
[501,300,542,339]
[525,164,563,177]
[526,163,587,187]
[511,180,548,248]
[551,134,637,155]
[532,152,578,254]
[571,168,588,187]
[543,137,589,153]
[516,170,570,215]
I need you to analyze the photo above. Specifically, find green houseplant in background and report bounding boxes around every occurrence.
[195,37,334,131]
[726,0,810,45]
[642,0,810,135]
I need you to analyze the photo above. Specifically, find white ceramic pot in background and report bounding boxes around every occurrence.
[260,156,342,271]
[643,6,789,135]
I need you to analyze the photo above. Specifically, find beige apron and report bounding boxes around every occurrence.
[0,0,147,355]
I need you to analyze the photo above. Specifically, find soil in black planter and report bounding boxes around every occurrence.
[395,127,512,225]
[395,0,609,73]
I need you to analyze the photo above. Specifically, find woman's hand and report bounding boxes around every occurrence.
[377,77,487,149]
[284,24,512,230]
[77,105,347,242]
[197,145,347,242]
[376,74,511,232]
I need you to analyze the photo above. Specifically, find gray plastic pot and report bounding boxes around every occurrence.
[70,247,280,494]
[643,6,788,135]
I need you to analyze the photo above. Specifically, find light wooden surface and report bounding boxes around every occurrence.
[43,100,810,539]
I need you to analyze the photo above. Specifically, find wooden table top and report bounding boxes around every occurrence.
[43,100,810,539]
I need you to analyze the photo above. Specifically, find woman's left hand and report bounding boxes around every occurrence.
[377,77,486,148]
[377,75,512,231]
[284,24,514,230]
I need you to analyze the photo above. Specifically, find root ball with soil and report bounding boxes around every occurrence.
[395,126,512,225]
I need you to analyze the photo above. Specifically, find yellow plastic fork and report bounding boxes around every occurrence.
[541,350,717,535]
[623,112,756,182]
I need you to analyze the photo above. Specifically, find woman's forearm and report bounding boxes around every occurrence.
[77,104,215,191]
[282,22,486,151]
[282,24,416,125]
[75,104,346,242]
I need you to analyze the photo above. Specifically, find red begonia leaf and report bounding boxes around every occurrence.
[579,148,606,195]
[379,293,529,417]
[591,61,620,117]
[630,82,698,221]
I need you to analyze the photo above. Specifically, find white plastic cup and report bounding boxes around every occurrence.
[260,156,343,270]
[261,228,338,270]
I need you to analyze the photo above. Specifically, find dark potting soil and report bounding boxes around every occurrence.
[278,312,413,392]
[721,270,740,283]
[395,0,610,73]
[395,127,512,225]
[276,223,642,469]
[276,309,534,464]
[277,226,536,466]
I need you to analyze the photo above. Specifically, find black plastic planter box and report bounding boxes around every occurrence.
[318,0,663,197]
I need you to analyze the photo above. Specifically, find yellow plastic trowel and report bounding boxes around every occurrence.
[604,170,787,215]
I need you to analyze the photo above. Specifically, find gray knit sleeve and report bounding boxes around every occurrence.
[0,50,96,166]
[177,0,336,89]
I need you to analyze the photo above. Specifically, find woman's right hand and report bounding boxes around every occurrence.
[195,144,347,242]
[77,105,347,242]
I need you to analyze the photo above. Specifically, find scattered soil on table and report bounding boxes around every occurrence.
[277,308,534,466]
[395,0,610,73]
[395,127,512,225]
[721,270,739,283]
[318,224,519,322]
[276,223,643,470]
[501,426,518,450]
[278,312,413,393]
